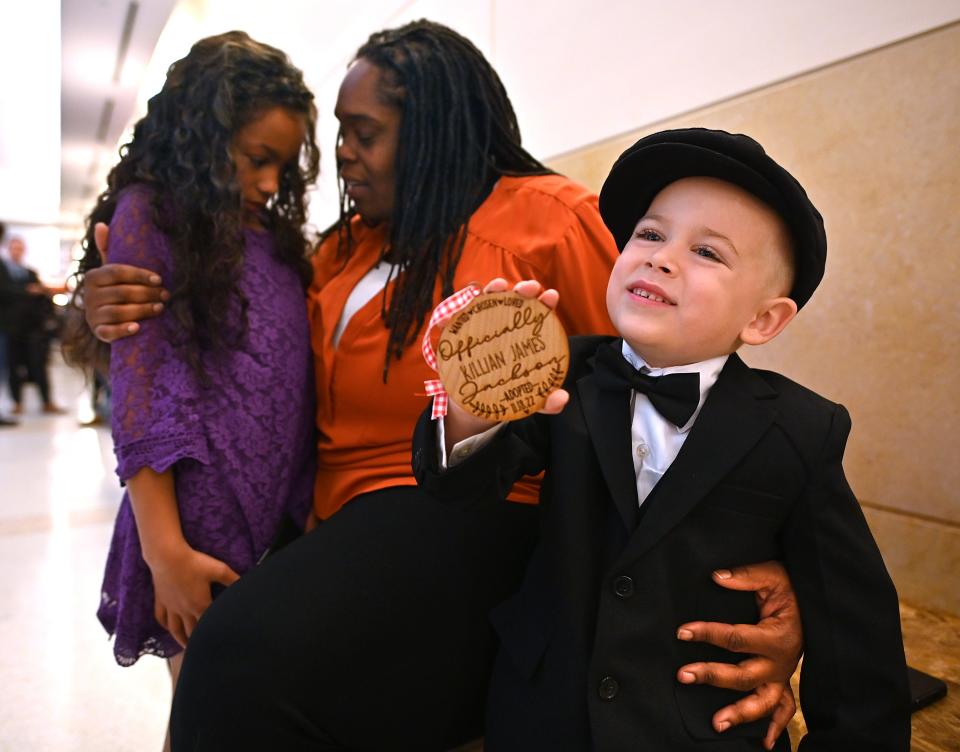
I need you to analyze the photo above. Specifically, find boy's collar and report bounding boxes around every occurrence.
[621,340,727,379]
[620,340,728,432]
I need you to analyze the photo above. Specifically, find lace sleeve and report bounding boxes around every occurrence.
[108,187,210,481]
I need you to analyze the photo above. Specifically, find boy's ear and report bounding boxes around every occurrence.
[739,296,798,347]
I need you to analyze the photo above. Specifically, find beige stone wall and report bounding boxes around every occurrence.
[548,23,960,614]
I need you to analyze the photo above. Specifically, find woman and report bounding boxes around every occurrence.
[83,21,801,751]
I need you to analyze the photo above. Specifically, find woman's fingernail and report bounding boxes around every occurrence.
[677,628,694,640]
[153,303,164,313]
[150,274,161,285]
[127,323,139,333]
[714,569,733,580]
[679,671,696,683]
[717,721,731,732]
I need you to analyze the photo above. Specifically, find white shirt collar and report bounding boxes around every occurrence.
[620,340,728,433]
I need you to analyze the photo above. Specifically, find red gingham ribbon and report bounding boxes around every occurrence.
[421,283,481,419]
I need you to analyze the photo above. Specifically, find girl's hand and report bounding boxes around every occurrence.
[148,543,240,647]
[84,222,169,343]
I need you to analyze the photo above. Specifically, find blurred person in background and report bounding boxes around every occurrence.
[0,222,19,425]
[2,235,64,415]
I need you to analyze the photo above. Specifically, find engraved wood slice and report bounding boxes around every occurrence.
[436,291,569,421]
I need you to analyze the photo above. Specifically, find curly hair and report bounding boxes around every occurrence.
[330,20,551,377]
[66,31,319,374]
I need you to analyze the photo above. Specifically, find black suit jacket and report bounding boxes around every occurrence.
[414,335,910,751]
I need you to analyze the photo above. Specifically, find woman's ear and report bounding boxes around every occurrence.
[739,297,798,347]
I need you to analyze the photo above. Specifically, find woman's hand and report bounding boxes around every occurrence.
[676,560,803,750]
[148,542,241,647]
[83,222,169,342]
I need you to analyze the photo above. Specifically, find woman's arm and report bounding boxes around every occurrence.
[82,222,169,342]
[676,561,802,749]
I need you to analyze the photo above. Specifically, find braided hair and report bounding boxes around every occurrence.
[67,31,319,374]
[334,19,551,376]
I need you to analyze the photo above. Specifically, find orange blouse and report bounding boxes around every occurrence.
[307,174,618,519]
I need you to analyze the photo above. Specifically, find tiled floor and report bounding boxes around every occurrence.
[0,355,169,751]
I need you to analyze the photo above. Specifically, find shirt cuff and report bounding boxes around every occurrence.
[438,419,507,469]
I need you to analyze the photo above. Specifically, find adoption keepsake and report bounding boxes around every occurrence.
[436,292,569,421]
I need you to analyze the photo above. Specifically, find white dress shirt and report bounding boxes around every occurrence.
[621,341,727,505]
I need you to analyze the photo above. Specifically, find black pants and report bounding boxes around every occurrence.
[8,331,51,404]
[170,487,539,751]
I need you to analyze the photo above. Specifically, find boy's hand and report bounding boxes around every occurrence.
[84,222,169,343]
[149,542,240,647]
[476,278,568,415]
[675,560,802,749]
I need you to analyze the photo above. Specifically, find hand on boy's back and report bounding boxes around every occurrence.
[84,222,169,343]
[438,278,569,450]
[676,561,803,749]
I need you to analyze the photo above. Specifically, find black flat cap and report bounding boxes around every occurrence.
[598,127,827,309]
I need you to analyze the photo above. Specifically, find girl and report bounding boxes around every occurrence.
[66,31,319,746]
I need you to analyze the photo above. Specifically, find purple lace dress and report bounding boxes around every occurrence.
[97,186,315,665]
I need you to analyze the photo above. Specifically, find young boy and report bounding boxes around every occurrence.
[413,128,910,751]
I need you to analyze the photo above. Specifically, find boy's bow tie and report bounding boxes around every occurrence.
[593,343,700,428]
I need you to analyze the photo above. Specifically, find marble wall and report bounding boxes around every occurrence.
[548,23,960,615]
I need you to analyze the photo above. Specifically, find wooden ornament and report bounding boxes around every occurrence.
[435,291,569,421]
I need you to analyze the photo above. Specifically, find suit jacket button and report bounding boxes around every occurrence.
[613,575,635,599]
[598,676,619,701]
